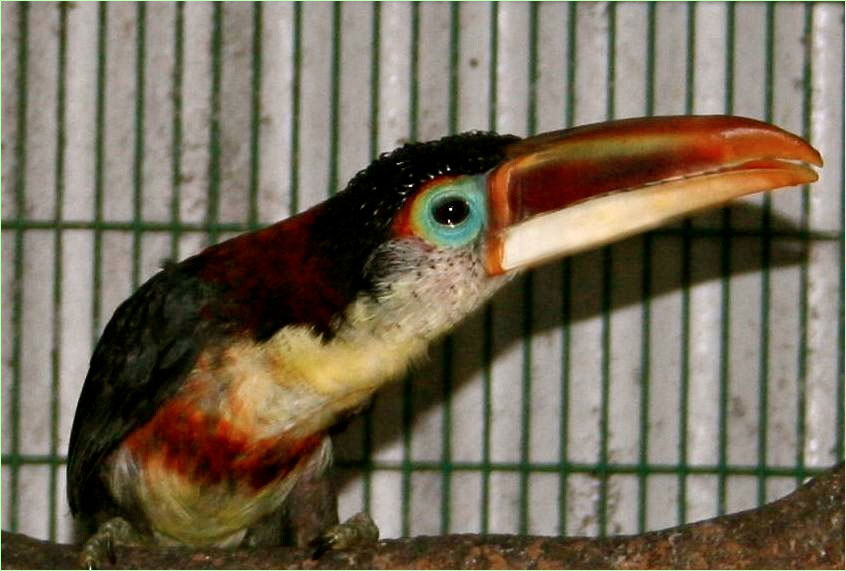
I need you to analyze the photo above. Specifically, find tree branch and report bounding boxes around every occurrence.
[3,464,842,569]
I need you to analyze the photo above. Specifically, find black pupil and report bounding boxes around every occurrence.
[432,198,470,227]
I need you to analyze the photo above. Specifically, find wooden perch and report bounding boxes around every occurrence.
[3,464,842,569]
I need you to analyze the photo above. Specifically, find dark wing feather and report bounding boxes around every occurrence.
[66,261,222,518]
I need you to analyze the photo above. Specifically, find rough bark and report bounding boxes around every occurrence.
[3,464,842,570]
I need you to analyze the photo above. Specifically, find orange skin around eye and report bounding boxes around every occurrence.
[391,175,463,238]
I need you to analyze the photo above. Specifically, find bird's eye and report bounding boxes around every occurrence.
[401,175,487,248]
[432,197,471,227]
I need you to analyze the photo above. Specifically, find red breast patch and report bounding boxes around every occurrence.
[124,398,324,490]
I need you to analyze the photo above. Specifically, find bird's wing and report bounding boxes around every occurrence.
[66,262,222,517]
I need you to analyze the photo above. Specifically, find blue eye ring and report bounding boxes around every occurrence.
[410,176,487,248]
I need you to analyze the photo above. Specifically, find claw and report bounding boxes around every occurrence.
[78,517,143,569]
[310,512,379,558]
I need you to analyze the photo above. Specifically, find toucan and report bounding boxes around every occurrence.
[66,115,821,565]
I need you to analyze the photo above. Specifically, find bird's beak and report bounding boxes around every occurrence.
[484,115,823,275]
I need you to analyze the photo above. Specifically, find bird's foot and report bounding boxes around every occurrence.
[310,512,379,558]
[79,516,145,569]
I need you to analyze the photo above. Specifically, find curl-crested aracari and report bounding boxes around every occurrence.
[67,115,821,562]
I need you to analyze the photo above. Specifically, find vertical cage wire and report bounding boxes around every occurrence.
[1,1,843,544]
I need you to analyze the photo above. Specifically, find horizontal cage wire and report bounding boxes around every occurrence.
[1,1,843,544]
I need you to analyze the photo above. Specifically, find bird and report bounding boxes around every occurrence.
[66,115,821,566]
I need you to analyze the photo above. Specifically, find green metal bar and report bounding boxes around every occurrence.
[8,0,30,533]
[480,1,499,535]
[564,2,576,130]
[327,3,341,197]
[795,3,814,487]
[756,2,775,507]
[447,3,459,135]
[247,2,262,230]
[132,2,146,290]
[400,353,414,535]
[356,462,828,480]
[361,0,381,517]
[596,1,616,538]
[836,4,846,462]
[1,219,250,233]
[597,244,612,537]
[288,4,302,215]
[637,1,657,534]
[409,4,419,143]
[684,3,696,116]
[558,264,572,535]
[368,1,381,175]
[337,461,828,479]
[206,3,223,244]
[838,128,846,462]
[439,0,460,536]
[10,452,827,480]
[170,2,184,261]
[400,3,420,537]
[48,1,69,542]
[558,1,577,535]
[717,1,736,517]
[92,2,107,340]
[439,336,454,534]
[606,3,616,122]
[644,3,656,117]
[481,304,494,535]
[677,1,697,526]
[637,244,653,534]
[518,1,540,537]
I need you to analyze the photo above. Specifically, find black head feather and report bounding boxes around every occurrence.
[311,130,520,312]
[316,131,519,254]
